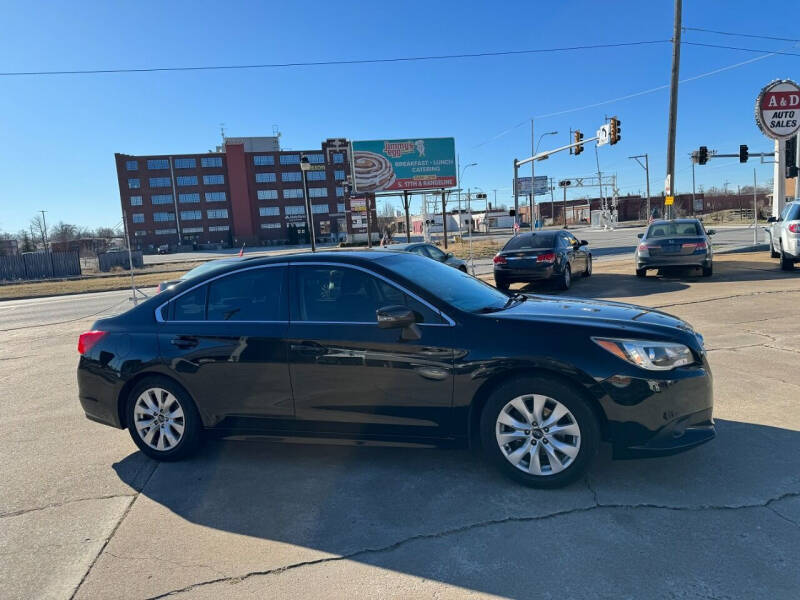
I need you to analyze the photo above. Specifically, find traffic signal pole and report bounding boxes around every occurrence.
[665,0,682,220]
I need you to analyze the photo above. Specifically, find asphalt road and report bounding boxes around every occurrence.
[1,252,799,599]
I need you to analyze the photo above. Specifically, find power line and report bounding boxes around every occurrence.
[0,39,670,77]
[682,27,800,43]
[683,41,800,57]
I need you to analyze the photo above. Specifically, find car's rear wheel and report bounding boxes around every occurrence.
[780,242,795,271]
[702,264,713,277]
[583,255,593,277]
[127,377,202,461]
[636,267,647,278]
[495,277,510,291]
[558,264,571,290]
[480,376,599,488]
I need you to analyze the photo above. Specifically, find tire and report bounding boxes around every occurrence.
[126,376,202,461]
[770,244,780,259]
[702,264,713,277]
[583,255,592,277]
[780,243,795,271]
[495,277,510,291]
[558,264,572,290]
[479,375,600,488]
[635,268,647,278]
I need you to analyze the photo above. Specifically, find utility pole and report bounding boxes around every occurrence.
[753,168,759,244]
[441,189,448,250]
[562,184,568,228]
[531,119,535,231]
[39,209,49,250]
[665,0,682,220]
[402,190,411,242]
[513,158,519,228]
[691,155,697,216]
[629,154,651,221]
[550,178,555,226]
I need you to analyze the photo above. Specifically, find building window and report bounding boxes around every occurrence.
[151,194,173,205]
[128,178,140,189]
[261,223,281,229]
[311,204,329,214]
[176,175,198,186]
[306,171,326,181]
[205,191,226,202]
[336,186,344,197]
[149,177,171,188]
[203,174,225,185]
[284,205,306,216]
[257,190,278,200]
[174,158,196,169]
[337,203,345,213]
[283,188,304,199]
[132,213,145,223]
[333,153,344,163]
[179,193,200,203]
[209,225,230,232]
[334,170,345,181]
[126,160,138,171]
[281,172,302,182]
[259,207,280,216]
[253,155,274,166]
[180,210,202,221]
[306,154,325,164]
[280,154,300,165]
[255,172,276,183]
[153,212,175,222]
[130,196,143,206]
[147,159,169,170]
[155,228,177,235]
[201,156,223,168]
[309,188,327,198]
[182,226,203,234]
[134,230,147,237]
[207,209,229,219]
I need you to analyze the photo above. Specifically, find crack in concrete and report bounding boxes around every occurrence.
[652,288,799,310]
[105,552,228,579]
[144,489,800,600]
[766,505,800,530]
[0,494,136,519]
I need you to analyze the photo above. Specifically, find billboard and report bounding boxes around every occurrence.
[514,175,549,196]
[352,137,456,193]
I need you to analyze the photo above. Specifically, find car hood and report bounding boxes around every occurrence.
[491,293,696,338]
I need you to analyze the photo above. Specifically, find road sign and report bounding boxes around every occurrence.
[755,79,800,140]
[664,174,672,196]
[514,175,548,195]
[665,196,675,206]
[597,124,610,146]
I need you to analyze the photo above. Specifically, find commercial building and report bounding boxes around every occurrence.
[115,137,376,250]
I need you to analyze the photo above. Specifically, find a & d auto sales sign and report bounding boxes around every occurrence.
[755,79,800,140]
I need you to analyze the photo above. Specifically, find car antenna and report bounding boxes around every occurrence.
[238,242,246,257]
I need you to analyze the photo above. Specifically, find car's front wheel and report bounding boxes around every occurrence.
[127,376,202,461]
[780,242,795,271]
[480,376,600,488]
[583,255,593,277]
[558,264,572,290]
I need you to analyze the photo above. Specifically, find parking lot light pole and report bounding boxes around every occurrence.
[300,155,316,252]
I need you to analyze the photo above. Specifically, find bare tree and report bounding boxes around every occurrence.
[94,226,116,240]
[30,214,48,249]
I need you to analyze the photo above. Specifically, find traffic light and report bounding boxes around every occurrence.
[609,117,621,145]
[573,130,584,155]
[475,193,487,200]
[558,179,572,187]
[739,144,749,163]
[787,136,798,178]
[697,146,709,165]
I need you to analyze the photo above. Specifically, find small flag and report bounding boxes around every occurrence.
[238,243,246,257]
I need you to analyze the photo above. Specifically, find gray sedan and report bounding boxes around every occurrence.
[766,200,800,271]
[635,219,715,277]
[376,242,468,271]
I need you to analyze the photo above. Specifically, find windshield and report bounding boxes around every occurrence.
[181,259,238,281]
[646,222,703,238]
[379,254,510,313]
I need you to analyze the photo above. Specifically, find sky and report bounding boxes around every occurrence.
[0,0,797,233]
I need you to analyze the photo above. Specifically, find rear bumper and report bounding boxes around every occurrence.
[494,265,555,282]
[636,254,711,269]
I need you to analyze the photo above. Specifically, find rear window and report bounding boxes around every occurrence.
[502,233,556,250]
[646,222,702,237]
[789,204,800,221]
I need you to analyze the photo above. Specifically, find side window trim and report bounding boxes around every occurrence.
[155,263,289,323]
[289,261,454,327]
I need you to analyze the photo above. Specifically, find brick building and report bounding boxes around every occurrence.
[115,137,374,250]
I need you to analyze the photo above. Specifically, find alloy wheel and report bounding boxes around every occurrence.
[133,387,186,451]
[495,394,582,475]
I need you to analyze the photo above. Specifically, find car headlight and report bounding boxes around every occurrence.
[592,337,694,371]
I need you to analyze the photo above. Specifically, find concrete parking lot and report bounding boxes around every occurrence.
[1,251,799,599]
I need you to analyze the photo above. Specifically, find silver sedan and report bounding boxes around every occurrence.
[375,242,468,271]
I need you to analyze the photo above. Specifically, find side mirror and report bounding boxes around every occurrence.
[637,233,644,239]
[377,305,417,329]
[767,216,777,223]
[706,229,716,236]
[579,240,589,246]
[445,252,453,259]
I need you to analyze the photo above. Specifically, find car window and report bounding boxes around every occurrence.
[425,245,447,261]
[294,266,441,323]
[171,286,206,321]
[408,246,429,257]
[779,204,793,221]
[789,205,800,221]
[502,233,555,250]
[647,222,702,237]
[206,267,287,321]
[181,259,238,281]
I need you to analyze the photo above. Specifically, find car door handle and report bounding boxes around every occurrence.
[170,336,198,349]
[290,342,326,357]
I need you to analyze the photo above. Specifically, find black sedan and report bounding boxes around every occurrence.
[635,219,715,277]
[493,230,591,291]
[77,251,713,488]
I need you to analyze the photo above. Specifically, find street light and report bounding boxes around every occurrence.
[299,155,316,252]
[531,131,558,229]
[458,162,477,235]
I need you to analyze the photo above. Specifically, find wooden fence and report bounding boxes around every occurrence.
[0,251,81,281]
[98,251,143,272]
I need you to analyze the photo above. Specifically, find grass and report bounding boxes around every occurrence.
[0,269,189,300]
[447,238,502,260]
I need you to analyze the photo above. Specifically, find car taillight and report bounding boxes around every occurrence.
[78,330,107,355]
[638,244,649,252]
[683,241,707,250]
[789,223,800,233]
[156,283,164,293]
[493,254,507,264]
[537,252,556,263]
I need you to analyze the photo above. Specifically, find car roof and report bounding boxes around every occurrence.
[376,242,421,251]
[649,218,701,225]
